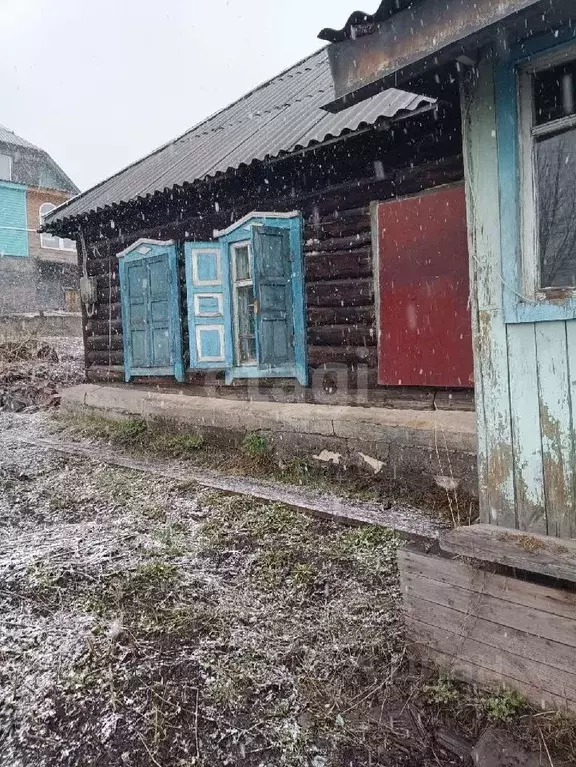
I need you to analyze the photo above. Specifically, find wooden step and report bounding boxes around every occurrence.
[440,523,576,583]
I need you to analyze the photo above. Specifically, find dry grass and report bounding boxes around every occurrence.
[1,416,576,766]
[55,412,479,524]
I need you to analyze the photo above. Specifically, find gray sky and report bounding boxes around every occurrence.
[1,0,356,192]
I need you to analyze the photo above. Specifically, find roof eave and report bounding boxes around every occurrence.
[321,0,546,112]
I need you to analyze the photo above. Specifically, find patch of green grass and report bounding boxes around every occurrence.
[483,689,527,722]
[423,677,461,706]
[242,431,269,458]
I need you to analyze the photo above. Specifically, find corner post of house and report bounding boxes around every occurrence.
[459,46,517,530]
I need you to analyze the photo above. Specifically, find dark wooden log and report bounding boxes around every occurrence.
[304,232,372,253]
[305,249,372,281]
[87,257,115,277]
[86,365,125,381]
[85,319,123,335]
[96,285,120,302]
[86,350,124,365]
[305,213,369,240]
[307,305,375,327]
[86,335,124,352]
[308,324,376,347]
[308,345,377,367]
[434,389,475,411]
[307,278,374,308]
[88,302,122,321]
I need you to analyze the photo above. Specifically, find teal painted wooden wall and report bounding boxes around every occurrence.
[0,182,28,257]
[463,49,576,539]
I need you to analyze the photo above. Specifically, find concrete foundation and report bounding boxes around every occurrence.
[0,312,82,340]
[61,384,478,498]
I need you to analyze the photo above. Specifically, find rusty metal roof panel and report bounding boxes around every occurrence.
[46,47,434,226]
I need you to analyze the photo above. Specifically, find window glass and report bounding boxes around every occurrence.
[0,154,11,181]
[39,202,62,250]
[236,284,256,363]
[534,61,576,125]
[234,244,251,281]
[528,59,576,288]
[536,129,576,287]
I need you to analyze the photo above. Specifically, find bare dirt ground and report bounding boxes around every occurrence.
[1,344,575,766]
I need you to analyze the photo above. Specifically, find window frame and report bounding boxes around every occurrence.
[495,29,576,324]
[230,240,257,367]
[39,201,77,252]
[518,46,576,301]
[0,154,12,181]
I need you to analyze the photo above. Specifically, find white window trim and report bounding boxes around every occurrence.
[0,154,12,182]
[196,325,225,362]
[191,248,221,286]
[39,202,77,252]
[519,44,576,300]
[231,241,257,366]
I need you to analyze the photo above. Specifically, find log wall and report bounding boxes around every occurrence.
[77,107,473,410]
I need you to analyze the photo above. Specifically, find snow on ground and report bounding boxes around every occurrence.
[0,411,411,767]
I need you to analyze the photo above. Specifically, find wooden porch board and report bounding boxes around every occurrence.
[412,643,575,713]
[398,548,576,619]
[399,548,576,712]
[440,523,576,583]
[407,618,576,706]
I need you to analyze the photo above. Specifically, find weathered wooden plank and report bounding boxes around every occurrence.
[507,323,546,532]
[461,53,515,527]
[411,632,576,712]
[19,436,444,541]
[407,617,576,704]
[404,595,576,676]
[401,569,576,649]
[398,548,576,619]
[440,524,576,582]
[535,322,575,539]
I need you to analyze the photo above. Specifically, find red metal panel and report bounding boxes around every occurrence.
[377,184,474,388]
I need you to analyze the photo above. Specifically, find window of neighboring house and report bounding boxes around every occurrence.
[39,202,76,251]
[519,50,576,295]
[231,242,257,365]
[0,154,12,181]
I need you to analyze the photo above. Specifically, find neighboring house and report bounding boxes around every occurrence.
[0,124,80,316]
[43,47,472,410]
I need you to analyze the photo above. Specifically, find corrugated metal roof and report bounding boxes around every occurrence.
[46,47,434,226]
[0,124,40,151]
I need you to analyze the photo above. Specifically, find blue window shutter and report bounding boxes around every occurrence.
[119,241,184,382]
[0,183,28,257]
[252,226,295,368]
[184,242,231,369]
